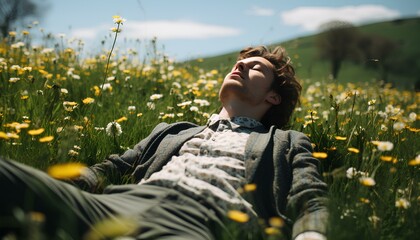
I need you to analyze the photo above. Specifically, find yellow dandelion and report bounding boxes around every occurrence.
[7,132,19,139]
[312,152,328,159]
[47,162,87,179]
[265,227,281,235]
[243,183,257,192]
[116,116,127,123]
[28,128,45,136]
[0,131,9,140]
[269,217,284,228]
[359,177,376,187]
[82,97,95,104]
[407,127,420,133]
[408,155,420,166]
[39,136,54,143]
[347,147,360,153]
[83,216,138,240]
[335,136,347,141]
[380,156,396,162]
[227,210,249,223]
[21,95,29,100]
[137,113,143,117]
[360,198,370,204]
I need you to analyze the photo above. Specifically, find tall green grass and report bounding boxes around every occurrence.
[0,19,419,239]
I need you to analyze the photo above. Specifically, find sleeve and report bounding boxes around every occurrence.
[286,132,329,239]
[69,122,170,192]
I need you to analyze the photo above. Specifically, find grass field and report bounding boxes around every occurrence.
[0,17,419,239]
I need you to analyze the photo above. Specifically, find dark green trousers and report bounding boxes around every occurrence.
[0,159,228,240]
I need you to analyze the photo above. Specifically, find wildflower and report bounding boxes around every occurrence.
[269,217,284,228]
[128,106,136,112]
[380,156,396,162]
[68,149,79,157]
[100,83,112,91]
[82,97,95,104]
[194,99,210,107]
[359,177,376,187]
[408,112,417,122]
[368,99,376,105]
[380,124,388,131]
[28,128,45,136]
[346,167,357,179]
[190,106,199,112]
[0,131,9,140]
[47,162,87,179]
[395,198,410,209]
[368,215,380,228]
[408,155,420,166]
[149,94,163,101]
[110,27,122,33]
[227,210,249,223]
[177,101,192,107]
[372,141,394,151]
[106,121,122,137]
[393,122,405,131]
[347,147,360,154]
[265,227,281,235]
[39,136,54,143]
[112,15,126,24]
[312,152,328,159]
[84,216,138,240]
[334,136,347,141]
[63,101,78,112]
[116,116,127,123]
[9,77,20,83]
[61,88,69,94]
[147,102,155,110]
[243,183,257,192]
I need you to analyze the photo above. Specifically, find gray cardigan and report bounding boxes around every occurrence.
[81,122,328,239]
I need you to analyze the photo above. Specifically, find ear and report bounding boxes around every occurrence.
[266,91,281,105]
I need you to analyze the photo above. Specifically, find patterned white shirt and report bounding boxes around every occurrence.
[139,114,265,217]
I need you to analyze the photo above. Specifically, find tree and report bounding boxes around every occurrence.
[357,34,399,82]
[0,0,46,37]
[317,20,359,80]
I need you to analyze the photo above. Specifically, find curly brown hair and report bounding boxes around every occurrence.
[237,46,301,129]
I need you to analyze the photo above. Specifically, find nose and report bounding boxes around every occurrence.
[235,61,245,71]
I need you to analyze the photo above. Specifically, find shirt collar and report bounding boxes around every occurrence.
[207,114,264,131]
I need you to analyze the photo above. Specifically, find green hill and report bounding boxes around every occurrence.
[184,17,420,90]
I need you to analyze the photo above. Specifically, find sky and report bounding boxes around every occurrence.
[37,0,420,61]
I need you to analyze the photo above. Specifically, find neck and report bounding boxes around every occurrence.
[219,100,267,121]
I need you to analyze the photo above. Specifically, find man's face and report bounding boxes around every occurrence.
[219,56,277,107]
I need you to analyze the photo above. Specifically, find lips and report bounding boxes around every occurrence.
[230,71,243,79]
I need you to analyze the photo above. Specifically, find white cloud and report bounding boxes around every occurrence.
[123,20,241,40]
[69,20,241,41]
[281,5,400,31]
[70,27,102,40]
[246,6,275,16]
[417,9,420,16]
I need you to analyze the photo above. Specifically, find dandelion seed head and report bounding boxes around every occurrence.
[106,121,122,137]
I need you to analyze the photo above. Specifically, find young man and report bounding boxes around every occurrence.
[0,46,328,240]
